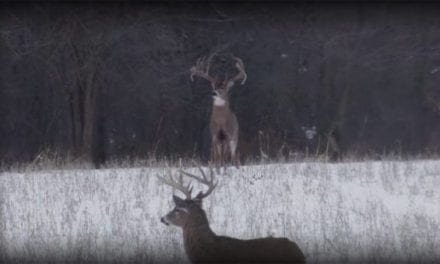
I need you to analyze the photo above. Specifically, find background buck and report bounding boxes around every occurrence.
[190,55,247,168]
[159,167,306,264]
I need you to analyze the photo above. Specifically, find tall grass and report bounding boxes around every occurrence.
[1,160,439,263]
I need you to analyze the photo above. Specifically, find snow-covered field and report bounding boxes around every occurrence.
[1,160,439,263]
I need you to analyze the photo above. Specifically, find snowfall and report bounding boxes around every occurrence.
[1,160,439,263]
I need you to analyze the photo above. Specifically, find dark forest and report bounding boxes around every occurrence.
[1,2,440,167]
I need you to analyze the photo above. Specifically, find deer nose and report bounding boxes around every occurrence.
[160,217,169,226]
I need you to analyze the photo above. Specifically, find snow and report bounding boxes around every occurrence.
[1,160,439,263]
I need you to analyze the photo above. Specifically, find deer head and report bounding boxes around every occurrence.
[159,166,217,228]
[190,54,247,104]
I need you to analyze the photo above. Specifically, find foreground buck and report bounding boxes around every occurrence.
[190,55,247,168]
[159,167,306,264]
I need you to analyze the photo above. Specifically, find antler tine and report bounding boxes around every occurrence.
[157,169,193,200]
[180,166,218,200]
[190,57,203,82]
[197,56,205,69]
[190,161,211,183]
[232,56,247,85]
[190,54,216,83]
[206,53,216,73]
[224,56,247,91]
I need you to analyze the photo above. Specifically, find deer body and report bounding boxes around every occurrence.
[183,218,305,263]
[210,94,239,167]
[190,55,246,168]
[159,168,306,264]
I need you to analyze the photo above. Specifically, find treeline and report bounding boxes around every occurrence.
[1,2,440,167]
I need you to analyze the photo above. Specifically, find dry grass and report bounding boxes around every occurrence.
[1,160,439,263]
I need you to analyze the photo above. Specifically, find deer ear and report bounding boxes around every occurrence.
[173,195,185,206]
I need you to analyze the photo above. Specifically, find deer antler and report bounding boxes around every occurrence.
[180,166,218,200]
[158,169,193,200]
[190,54,216,85]
[225,56,247,90]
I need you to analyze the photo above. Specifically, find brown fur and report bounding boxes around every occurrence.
[161,197,306,264]
[210,92,239,168]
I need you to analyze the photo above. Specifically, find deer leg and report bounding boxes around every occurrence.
[209,145,215,168]
[212,137,223,172]
[211,137,219,169]
[220,141,226,170]
[222,141,229,172]
[229,140,239,168]
[210,142,215,165]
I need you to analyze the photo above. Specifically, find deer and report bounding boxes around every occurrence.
[190,54,247,169]
[158,166,306,264]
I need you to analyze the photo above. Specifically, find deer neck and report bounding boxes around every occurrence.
[212,96,229,109]
[182,213,215,240]
[183,224,215,240]
[181,217,217,261]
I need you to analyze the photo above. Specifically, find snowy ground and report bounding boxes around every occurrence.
[1,160,439,263]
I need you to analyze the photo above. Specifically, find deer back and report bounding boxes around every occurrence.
[184,234,305,264]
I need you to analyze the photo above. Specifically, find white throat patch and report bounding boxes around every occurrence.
[213,96,226,106]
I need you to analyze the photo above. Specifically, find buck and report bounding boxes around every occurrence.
[159,167,306,264]
[190,55,247,168]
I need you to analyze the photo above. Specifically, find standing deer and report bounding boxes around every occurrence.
[159,167,306,264]
[190,55,247,168]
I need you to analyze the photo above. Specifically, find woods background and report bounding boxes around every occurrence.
[1,2,440,167]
